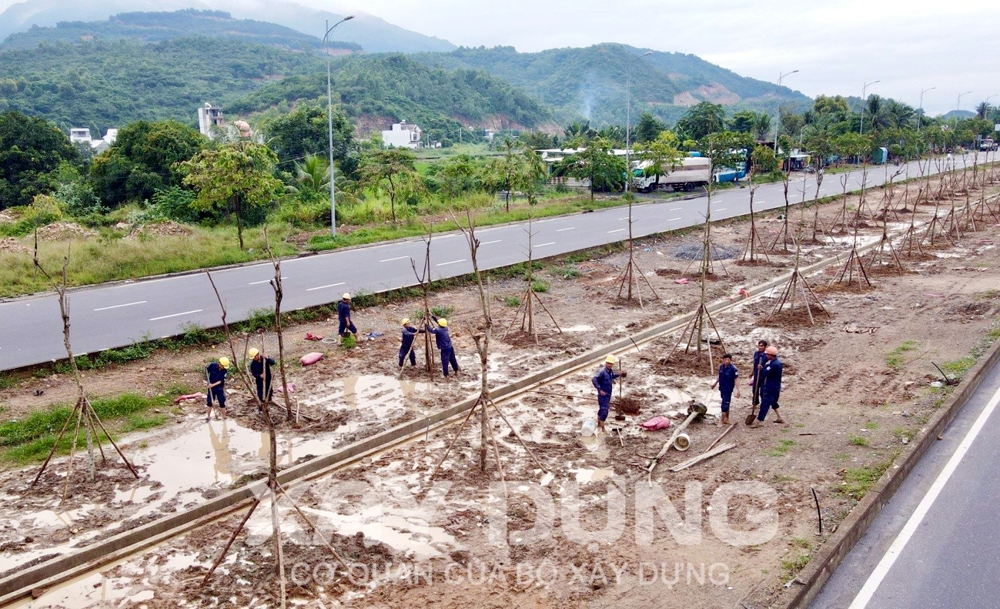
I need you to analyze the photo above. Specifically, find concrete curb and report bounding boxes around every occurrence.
[779,332,1000,608]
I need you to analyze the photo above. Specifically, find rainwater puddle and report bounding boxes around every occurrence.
[573,468,614,483]
[579,433,610,460]
[299,504,455,559]
[301,375,431,422]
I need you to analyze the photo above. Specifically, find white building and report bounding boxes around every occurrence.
[381,120,422,149]
[68,127,118,153]
[69,128,92,144]
[198,103,224,138]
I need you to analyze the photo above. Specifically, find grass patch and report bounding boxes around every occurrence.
[531,280,549,293]
[865,421,878,430]
[940,356,977,377]
[0,392,176,464]
[555,264,581,279]
[892,426,915,442]
[340,334,356,349]
[0,375,16,390]
[781,554,811,575]
[791,537,812,549]
[839,460,893,500]
[431,305,454,319]
[849,435,871,447]
[504,296,521,308]
[766,439,796,457]
[886,340,920,369]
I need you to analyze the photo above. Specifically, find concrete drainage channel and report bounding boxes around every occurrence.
[0,214,981,604]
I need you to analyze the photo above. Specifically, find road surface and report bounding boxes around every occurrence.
[810,357,1000,608]
[0,154,986,371]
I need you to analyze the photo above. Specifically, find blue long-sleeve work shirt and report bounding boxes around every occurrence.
[427,325,453,350]
[760,357,782,394]
[717,363,738,394]
[592,366,620,396]
[400,326,423,351]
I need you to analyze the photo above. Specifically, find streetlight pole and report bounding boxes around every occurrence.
[324,15,354,237]
[772,69,799,153]
[918,86,935,132]
[624,51,652,195]
[860,80,880,136]
[957,90,972,112]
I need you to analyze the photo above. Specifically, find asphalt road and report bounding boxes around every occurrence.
[0,154,985,371]
[810,358,1000,608]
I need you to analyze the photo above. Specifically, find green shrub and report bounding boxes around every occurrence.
[505,296,521,307]
[531,280,549,293]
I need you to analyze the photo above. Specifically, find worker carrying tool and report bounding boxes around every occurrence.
[749,339,768,407]
[710,353,741,425]
[398,318,425,367]
[592,354,626,433]
[205,356,230,422]
[248,348,275,406]
[750,346,784,427]
[427,316,460,377]
[338,293,357,341]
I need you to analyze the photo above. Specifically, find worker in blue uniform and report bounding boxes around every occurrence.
[711,353,741,425]
[751,346,784,427]
[592,354,626,433]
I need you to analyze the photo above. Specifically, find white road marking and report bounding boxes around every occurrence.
[378,256,409,263]
[669,207,682,211]
[94,301,146,312]
[716,207,728,211]
[556,227,575,232]
[536,242,556,247]
[666,217,682,222]
[436,259,466,267]
[150,309,202,321]
[248,277,286,285]
[306,282,345,292]
[848,382,1000,609]
[480,240,502,245]
[607,229,627,234]
[618,216,630,221]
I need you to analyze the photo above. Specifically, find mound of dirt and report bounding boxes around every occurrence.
[34,222,97,241]
[127,221,193,239]
[0,237,28,254]
[0,210,17,224]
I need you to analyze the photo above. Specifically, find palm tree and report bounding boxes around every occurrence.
[885,100,916,129]
[975,101,990,120]
[286,154,329,194]
[752,112,772,142]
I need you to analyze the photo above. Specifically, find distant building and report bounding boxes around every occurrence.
[69,128,92,144]
[198,103,224,138]
[68,127,118,153]
[381,120,422,149]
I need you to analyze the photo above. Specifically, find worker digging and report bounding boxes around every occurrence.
[427,316,460,378]
[397,318,424,367]
[591,354,626,433]
[751,345,784,427]
[204,356,229,422]
[248,348,275,408]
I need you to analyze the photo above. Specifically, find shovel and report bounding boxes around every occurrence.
[745,404,757,426]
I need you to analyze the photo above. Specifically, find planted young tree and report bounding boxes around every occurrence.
[637,129,684,191]
[503,216,562,341]
[30,247,139,500]
[179,141,283,250]
[828,133,874,233]
[359,147,421,223]
[429,211,544,488]
[483,141,547,211]
[665,131,750,373]
[740,145,778,264]
[407,228,437,379]
[767,238,830,324]
[769,135,795,251]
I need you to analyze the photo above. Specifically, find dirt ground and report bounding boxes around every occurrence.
[3,166,1000,608]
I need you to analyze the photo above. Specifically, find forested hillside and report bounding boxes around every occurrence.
[230,54,550,142]
[0,9,361,52]
[414,44,812,125]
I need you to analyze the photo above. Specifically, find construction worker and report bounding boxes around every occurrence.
[205,356,230,421]
[398,318,424,367]
[749,339,768,407]
[592,355,626,433]
[751,346,784,427]
[711,353,741,425]
[427,316,459,377]
[248,348,275,406]
[338,293,357,340]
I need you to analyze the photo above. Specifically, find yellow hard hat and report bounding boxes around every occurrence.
[248,348,259,358]
[342,293,351,300]
[401,318,410,326]
[219,357,231,369]
[437,318,448,327]
[605,354,617,364]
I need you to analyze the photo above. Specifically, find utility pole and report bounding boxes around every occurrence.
[772,70,799,153]
[860,80,880,136]
[624,51,652,195]
[957,90,972,112]
[918,86,935,133]
[324,15,354,237]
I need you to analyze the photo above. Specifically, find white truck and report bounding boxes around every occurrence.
[632,156,712,192]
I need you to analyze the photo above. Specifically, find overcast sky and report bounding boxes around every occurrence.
[321,0,1000,116]
[2,0,996,115]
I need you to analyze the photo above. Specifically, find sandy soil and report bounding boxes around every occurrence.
[3,167,1000,608]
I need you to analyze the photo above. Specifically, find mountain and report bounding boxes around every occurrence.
[0,0,455,53]
[942,110,975,120]
[0,9,361,52]
[412,44,812,127]
[0,35,545,143]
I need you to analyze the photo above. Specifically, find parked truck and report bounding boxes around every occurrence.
[632,156,713,192]
[980,138,997,152]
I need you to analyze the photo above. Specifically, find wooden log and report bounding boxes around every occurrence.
[669,442,736,472]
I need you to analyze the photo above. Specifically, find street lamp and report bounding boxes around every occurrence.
[957,90,972,112]
[918,86,935,132]
[324,15,354,237]
[772,70,798,153]
[624,51,653,195]
[859,80,880,136]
